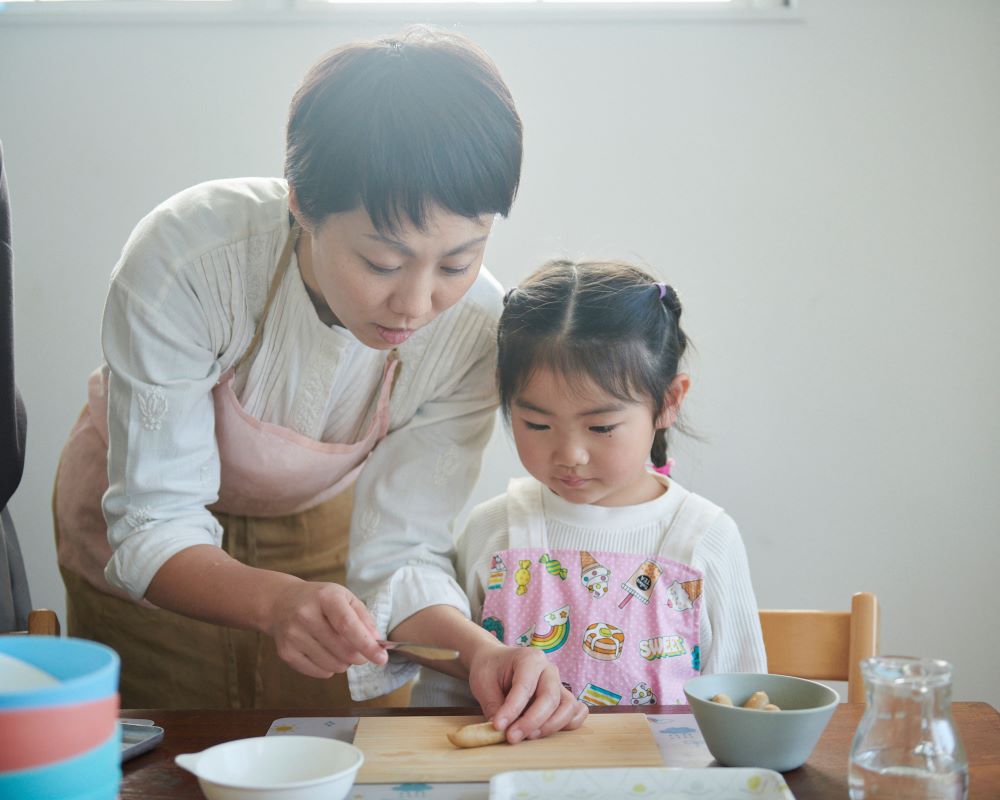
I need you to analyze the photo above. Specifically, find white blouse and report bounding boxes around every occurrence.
[413,476,768,706]
[99,178,502,700]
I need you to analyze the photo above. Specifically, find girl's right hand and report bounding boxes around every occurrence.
[467,642,589,743]
[265,579,389,678]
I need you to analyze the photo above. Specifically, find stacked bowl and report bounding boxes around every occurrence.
[0,636,121,800]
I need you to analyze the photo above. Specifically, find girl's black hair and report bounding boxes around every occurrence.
[285,25,523,233]
[497,260,688,468]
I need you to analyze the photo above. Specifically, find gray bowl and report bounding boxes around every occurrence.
[683,672,839,772]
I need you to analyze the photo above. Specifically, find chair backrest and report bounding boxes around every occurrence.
[758,591,878,703]
[0,609,61,636]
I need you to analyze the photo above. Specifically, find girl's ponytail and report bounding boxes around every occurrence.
[658,283,683,320]
[650,429,669,470]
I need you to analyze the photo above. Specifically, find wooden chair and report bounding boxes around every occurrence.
[1,609,61,636]
[759,591,878,703]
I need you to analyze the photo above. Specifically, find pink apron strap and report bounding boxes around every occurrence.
[232,222,301,377]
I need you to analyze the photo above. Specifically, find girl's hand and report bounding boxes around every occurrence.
[265,580,389,678]
[468,642,589,743]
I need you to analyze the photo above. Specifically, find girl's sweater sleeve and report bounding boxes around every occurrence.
[694,513,768,674]
[408,493,509,707]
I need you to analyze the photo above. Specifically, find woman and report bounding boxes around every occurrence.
[54,27,585,741]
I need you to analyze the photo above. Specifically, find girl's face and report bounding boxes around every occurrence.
[293,200,494,349]
[511,367,684,507]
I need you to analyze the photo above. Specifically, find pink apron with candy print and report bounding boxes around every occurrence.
[481,477,720,707]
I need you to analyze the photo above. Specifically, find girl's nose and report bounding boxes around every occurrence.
[555,438,589,468]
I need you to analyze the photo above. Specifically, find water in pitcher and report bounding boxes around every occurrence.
[848,657,968,800]
[849,752,968,800]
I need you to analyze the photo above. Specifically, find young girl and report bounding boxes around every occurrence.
[416,259,767,708]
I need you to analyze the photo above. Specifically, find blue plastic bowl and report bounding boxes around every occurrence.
[70,780,122,800]
[0,636,119,709]
[0,726,121,799]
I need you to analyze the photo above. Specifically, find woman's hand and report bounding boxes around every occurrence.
[265,580,389,678]
[145,547,388,678]
[468,641,588,743]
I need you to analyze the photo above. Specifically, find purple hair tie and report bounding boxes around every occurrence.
[656,282,668,300]
[504,286,518,305]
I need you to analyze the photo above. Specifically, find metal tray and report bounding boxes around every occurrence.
[121,722,164,762]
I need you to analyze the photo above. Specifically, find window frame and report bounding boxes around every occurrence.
[0,0,800,25]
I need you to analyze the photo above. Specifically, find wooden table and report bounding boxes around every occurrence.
[120,702,1000,799]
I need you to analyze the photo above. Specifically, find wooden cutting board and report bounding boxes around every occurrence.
[353,714,662,783]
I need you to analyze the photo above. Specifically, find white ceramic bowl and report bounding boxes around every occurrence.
[684,672,839,772]
[175,736,363,800]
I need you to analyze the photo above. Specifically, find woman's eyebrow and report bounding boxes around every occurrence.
[365,233,415,257]
[444,235,489,257]
[364,233,489,258]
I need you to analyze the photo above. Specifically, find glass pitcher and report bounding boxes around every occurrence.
[848,656,968,800]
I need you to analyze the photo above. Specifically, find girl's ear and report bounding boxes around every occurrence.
[655,373,690,429]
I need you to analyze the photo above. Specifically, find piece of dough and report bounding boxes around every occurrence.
[743,691,770,709]
[447,721,507,748]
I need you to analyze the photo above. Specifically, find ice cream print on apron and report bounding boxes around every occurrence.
[480,478,710,707]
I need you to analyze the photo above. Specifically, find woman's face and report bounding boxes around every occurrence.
[295,202,494,349]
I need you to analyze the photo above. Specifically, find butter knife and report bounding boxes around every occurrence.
[377,640,460,661]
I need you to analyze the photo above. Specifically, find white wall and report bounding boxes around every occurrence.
[2,0,998,709]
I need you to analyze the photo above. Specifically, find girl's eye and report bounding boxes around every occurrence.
[441,263,472,276]
[364,259,401,276]
[590,425,618,435]
[524,421,549,431]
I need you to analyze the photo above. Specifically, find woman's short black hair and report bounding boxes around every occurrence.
[285,25,522,233]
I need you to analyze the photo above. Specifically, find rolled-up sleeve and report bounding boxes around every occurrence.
[346,312,498,700]
[101,250,226,601]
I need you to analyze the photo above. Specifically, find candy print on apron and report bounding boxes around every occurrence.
[480,478,714,707]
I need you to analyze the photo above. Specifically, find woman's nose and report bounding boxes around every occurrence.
[389,271,434,322]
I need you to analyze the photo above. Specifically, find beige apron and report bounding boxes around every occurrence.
[53,223,411,709]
